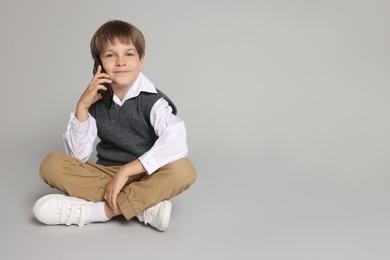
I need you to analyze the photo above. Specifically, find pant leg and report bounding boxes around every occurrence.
[40,152,197,220]
[117,157,197,220]
[39,152,144,202]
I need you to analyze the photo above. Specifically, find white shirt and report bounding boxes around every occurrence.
[63,72,188,174]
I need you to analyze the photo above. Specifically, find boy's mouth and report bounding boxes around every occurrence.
[113,70,130,74]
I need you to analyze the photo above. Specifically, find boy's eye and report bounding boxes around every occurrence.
[126,52,135,56]
[105,53,114,58]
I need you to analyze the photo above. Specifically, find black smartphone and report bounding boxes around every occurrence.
[93,56,113,109]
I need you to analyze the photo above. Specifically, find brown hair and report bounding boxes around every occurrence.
[90,20,145,60]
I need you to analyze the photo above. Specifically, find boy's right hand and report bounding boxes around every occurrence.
[75,65,112,122]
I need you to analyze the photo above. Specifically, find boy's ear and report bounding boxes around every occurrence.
[139,57,145,70]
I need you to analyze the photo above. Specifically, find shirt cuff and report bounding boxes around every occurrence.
[70,113,91,133]
[138,154,159,175]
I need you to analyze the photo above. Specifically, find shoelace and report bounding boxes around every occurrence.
[59,201,89,227]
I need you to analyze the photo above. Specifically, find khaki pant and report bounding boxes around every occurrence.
[39,152,197,220]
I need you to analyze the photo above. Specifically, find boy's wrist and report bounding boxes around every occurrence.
[75,104,89,123]
[121,160,146,177]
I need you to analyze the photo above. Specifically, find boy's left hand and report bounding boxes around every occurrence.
[104,169,128,212]
[104,160,146,212]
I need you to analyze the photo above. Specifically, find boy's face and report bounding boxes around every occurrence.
[100,40,144,89]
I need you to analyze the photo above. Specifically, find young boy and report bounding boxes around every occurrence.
[33,20,197,231]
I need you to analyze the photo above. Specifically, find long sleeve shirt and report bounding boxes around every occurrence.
[63,72,188,174]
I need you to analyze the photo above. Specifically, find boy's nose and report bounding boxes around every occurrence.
[116,57,126,66]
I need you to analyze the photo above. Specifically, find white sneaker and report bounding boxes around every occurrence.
[33,194,92,227]
[136,200,172,231]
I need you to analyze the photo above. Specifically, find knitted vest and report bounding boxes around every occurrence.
[89,89,177,166]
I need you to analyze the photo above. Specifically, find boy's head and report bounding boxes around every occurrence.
[90,20,145,60]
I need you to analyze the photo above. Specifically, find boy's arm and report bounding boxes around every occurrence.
[138,98,188,174]
[63,113,97,162]
[63,64,110,162]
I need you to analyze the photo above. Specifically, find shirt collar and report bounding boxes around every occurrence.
[112,72,157,106]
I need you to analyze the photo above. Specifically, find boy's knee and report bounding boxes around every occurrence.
[172,157,197,188]
[39,152,67,182]
[183,158,197,185]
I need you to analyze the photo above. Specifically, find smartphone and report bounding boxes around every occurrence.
[93,56,113,109]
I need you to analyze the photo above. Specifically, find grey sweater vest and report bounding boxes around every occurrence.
[89,89,177,166]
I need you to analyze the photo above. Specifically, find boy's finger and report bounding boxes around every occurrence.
[93,65,104,79]
[112,193,117,210]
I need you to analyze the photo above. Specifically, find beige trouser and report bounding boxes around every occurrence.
[39,152,197,220]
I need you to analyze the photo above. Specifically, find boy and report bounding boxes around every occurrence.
[33,20,197,231]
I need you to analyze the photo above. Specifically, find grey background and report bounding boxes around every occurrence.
[1,0,389,259]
